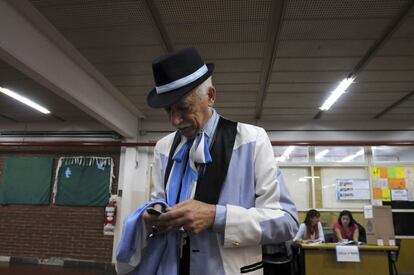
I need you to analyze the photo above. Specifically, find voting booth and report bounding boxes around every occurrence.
[363,205,395,246]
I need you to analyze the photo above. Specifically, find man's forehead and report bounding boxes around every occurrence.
[169,90,196,108]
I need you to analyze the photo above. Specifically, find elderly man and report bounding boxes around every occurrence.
[117,48,298,275]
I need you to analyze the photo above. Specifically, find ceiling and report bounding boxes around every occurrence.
[0,0,413,138]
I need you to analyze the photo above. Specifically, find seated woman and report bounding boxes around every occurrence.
[293,209,325,242]
[333,210,359,242]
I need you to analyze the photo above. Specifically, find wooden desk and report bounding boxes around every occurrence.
[298,244,398,275]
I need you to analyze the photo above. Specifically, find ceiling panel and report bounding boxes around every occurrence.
[280,19,393,40]
[178,43,266,59]
[390,16,414,38]
[357,71,414,82]
[212,73,260,84]
[376,38,414,55]
[80,46,164,63]
[377,114,414,120]
[349,82,414,92]
[262,108,318,115]
[260,114,316,120]
[284,0,409,19]
[264,93,324,108]
[214,84,259,92]
[267,83,337,93]
[277,40,374,57]
[62,27,161,48]
[209,59,263,73]
[273,57,358,71]
[31,0,152,30]
[269,72,348,83]
[94,62,152,75]
[155,0,272,23]
[0,0,410,132]
[364,56,414,70]
[167,22,268,44]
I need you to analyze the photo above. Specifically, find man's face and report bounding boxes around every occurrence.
[165,88,214,139]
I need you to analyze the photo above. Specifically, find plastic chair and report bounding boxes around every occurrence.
[356,222,367,243]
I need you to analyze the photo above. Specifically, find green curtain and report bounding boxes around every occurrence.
[54,157,113,206]
[0,157,53,205]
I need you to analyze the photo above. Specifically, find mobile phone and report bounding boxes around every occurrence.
[147,207,163,217]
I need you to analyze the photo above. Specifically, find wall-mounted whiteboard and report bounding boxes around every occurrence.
[321,167,369,209]
[279,167,310,209]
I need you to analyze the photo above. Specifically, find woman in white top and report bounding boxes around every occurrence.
[293,209,325,242]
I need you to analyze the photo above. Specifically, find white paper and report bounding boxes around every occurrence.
[377,239,384,246]
[363,205,373,219]
[408,188,414,201]
[391,189,408,201]
[336,178,370,200]
[372,178,389,189]
[336,245,360,262]
[372,199,383,206]
[389,239,396,246]
[337,189,371,200]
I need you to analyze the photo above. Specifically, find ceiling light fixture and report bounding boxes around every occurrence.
[319,76,355,111]
[276,146,295,162]
[315,149,329,159]
[0,86,51,114]
[340,149,364,162]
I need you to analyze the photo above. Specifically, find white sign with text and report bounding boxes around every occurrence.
[336,245,360,262]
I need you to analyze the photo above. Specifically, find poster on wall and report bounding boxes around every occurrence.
[336,178,370,200]
[371,167,414,202]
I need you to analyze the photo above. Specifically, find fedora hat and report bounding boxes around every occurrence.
[147,48,214,108]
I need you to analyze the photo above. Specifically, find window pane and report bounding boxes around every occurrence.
[315,146,365,163]
[372,146,414,163]
[274,146,309,163]
[279,167,311,209]
[320,167,369,209]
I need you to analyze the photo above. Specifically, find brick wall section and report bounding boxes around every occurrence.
[0,146,120,263]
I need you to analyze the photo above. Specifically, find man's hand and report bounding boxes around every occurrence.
[143,204,168,233]
[159,199,216,235]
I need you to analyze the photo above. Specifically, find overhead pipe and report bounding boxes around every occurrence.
[0,141,413,147]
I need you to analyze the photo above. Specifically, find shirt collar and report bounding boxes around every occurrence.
[202,109,219,145]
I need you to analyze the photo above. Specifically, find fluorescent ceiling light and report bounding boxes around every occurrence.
[340,149,364,162]
[319,77,355,111]
[276,146,295,162]
[0,86,51,114]
[315,149,329,159]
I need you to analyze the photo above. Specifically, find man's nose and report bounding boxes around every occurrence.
[170,111,183,126]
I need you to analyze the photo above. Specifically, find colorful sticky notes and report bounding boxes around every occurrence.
[380,168,388,178]
[396,167,406,179]
[388,178,406,189]
[387,167,397,179]
[371,168,380,178]
[373,188,382,200]
[382,189,391,201]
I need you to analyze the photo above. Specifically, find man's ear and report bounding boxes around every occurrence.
[208,86,216,107]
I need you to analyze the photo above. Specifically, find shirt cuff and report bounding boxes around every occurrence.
[213,205,227,233]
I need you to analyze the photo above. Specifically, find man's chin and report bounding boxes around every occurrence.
[178,127,196,139]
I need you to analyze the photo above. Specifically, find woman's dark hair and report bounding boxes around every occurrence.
[304,209,320,229]
[338,210,356,226]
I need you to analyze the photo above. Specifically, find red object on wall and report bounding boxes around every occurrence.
[104,199,117,235]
